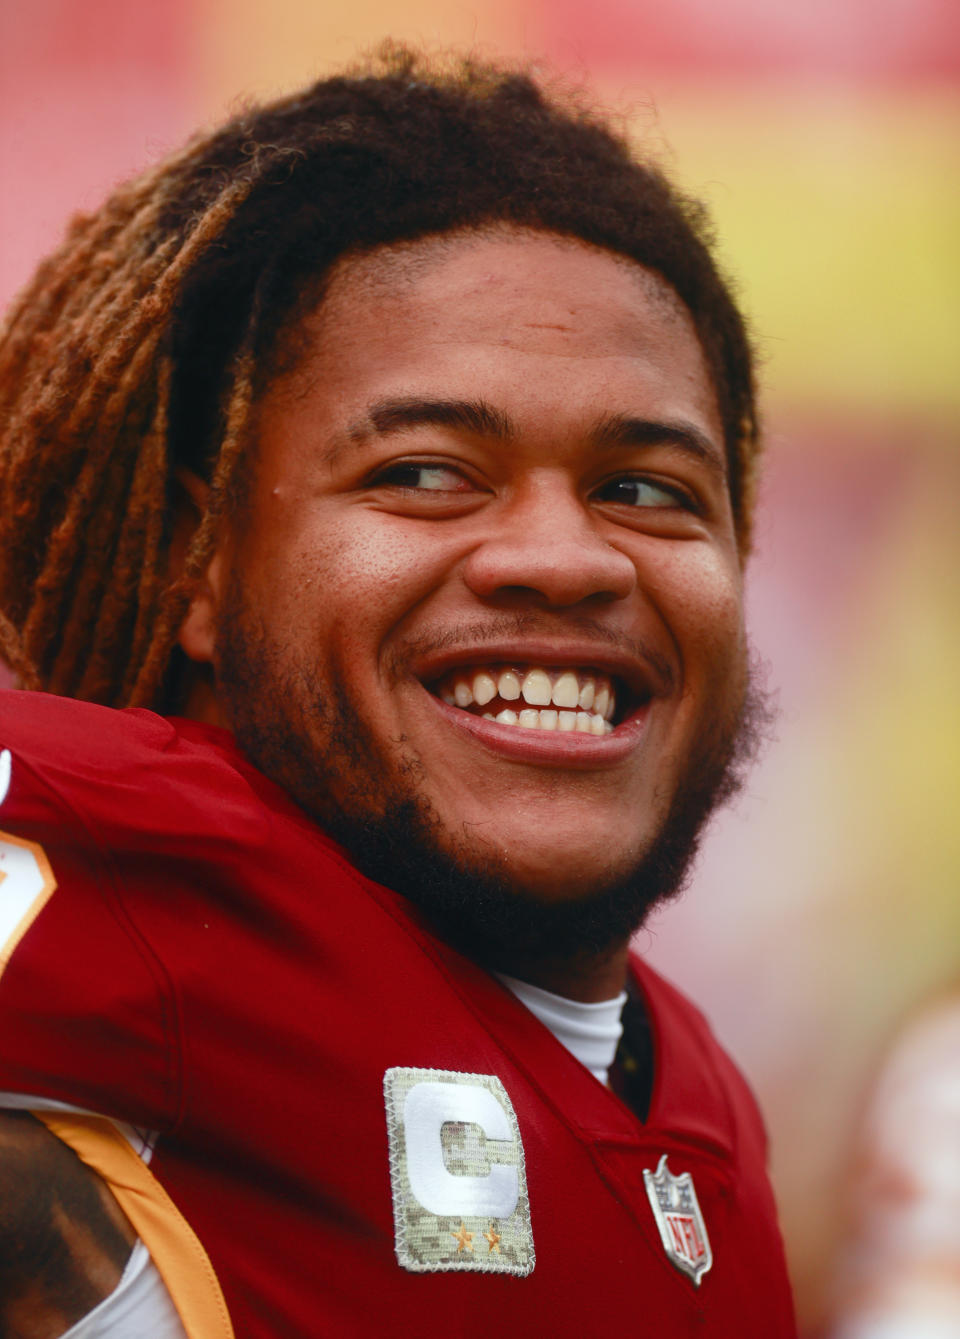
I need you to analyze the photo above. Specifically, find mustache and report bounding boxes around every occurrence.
[387,614,675,691]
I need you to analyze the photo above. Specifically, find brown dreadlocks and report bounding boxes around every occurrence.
[0,43,760,712]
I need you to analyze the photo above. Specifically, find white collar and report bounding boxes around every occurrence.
[496,972,627,1086]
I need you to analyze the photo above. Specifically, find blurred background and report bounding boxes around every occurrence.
[1,1,957,1331]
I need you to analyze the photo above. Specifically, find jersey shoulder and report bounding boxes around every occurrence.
[1,687,173,754]
[0,692,315,1124]
[0,689,271,847]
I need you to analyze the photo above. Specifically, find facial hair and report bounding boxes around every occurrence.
[213,580,773,975]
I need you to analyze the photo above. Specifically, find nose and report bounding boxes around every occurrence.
[462,476,637,609]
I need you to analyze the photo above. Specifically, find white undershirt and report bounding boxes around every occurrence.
[59,1240,185,1339]
[496,972,628,1086]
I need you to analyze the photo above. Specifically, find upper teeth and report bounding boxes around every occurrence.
[440,665,616,728]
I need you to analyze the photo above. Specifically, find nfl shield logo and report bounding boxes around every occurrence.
[643,1154,713,1287]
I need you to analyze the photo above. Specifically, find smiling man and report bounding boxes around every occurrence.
[0,46,794,1338]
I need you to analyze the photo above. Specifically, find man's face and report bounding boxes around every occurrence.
[210,229,748,933]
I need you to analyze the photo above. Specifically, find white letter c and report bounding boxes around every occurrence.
[403,1081,519,1218]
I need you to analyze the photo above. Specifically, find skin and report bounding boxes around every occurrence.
[180,228,748,1001]
[0,1112,135,1338]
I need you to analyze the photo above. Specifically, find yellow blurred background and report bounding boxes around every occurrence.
[2,1,958,1330]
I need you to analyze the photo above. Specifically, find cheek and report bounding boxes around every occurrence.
[643,543,745,679]
[308,516,460,607]
[238,507,460,639]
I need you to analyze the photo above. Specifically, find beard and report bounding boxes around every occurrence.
[213,582,773,978]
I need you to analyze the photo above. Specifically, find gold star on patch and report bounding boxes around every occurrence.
[484,1227,501,1253]
[451,1223,474,1253]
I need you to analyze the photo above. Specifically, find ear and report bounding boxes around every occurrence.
[177,551,224,665]
[171,468,223,667]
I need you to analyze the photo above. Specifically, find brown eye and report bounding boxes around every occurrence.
[596,477,686,509]
[376,462,474,491]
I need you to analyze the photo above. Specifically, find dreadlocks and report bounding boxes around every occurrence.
[0,42,760,712]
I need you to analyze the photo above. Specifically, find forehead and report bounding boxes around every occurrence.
[326,226,685,319]
[314,228,700,362]
[263,228,723,456]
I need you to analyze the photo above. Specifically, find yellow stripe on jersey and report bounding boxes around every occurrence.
[34,1112,235,1339]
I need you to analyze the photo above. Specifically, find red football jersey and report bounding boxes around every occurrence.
[0,690,796,1337]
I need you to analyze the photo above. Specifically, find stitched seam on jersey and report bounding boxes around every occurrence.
[10,751,184,1132]
[35,1112,234,1339]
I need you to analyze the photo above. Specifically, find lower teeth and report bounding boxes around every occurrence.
[482,708,612,735]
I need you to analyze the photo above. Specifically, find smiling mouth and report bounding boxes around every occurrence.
[433,664,625,736]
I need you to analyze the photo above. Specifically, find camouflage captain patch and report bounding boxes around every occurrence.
[384,1067,535,1276]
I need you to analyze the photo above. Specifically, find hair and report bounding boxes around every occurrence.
[0,42,760,711]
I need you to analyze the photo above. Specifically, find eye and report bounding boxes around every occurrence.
[371,461,476,493]
[593,476,691,510]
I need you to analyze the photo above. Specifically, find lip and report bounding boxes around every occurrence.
[425,690,652,768]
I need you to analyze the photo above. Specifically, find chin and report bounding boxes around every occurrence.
[465,838,649,904]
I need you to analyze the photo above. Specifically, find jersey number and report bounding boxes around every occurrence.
[0,831,57,979]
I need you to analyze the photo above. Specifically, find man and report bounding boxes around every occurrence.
[0,45,795,1337]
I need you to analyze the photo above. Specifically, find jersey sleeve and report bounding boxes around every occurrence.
[0,691,182,1129]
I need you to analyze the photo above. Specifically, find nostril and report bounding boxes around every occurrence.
[462,540,636,609]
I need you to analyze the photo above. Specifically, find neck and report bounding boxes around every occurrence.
[179,670,227,727]
[488,939,631,1003]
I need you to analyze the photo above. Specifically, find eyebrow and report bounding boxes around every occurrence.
[350,396,513,442]
[590,412,727,477]
[348,395,725,476]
